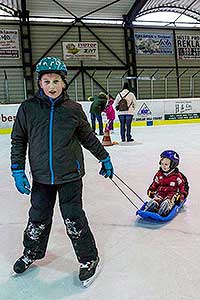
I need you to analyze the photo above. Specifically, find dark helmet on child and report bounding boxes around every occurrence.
[35,56,68,79]
[160,150,180,170]
[35,56,68,90]
[98,92,107,99]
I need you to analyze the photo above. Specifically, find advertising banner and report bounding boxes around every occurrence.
[134,32,173,55]
[164,99,200,120]
[135,100,164,121]
[177,34,200,59]
[63,42,99,60]
[0,29,20,58]
[1,99,200,131]
[0,104,19,128]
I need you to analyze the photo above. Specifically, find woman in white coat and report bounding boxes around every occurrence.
[114,82,137,142]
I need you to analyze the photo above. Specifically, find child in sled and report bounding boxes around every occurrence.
[145,150,189,216]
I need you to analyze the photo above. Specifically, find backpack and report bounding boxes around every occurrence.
[116,91,132,111]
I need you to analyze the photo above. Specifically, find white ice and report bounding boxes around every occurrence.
[0,123,200,300]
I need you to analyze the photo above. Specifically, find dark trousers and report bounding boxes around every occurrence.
[23,180,98,264]
[119,115,133,141]
[107,120,114,131]
[90,112,104,134]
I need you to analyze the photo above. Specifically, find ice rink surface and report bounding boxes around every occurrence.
[0,123,200,300]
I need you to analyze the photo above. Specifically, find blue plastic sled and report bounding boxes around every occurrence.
[136,199,187,221]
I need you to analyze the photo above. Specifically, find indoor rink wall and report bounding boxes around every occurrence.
[1,97,200,134]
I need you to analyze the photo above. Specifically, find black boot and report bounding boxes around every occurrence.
[13,251,36,273]
[79,257,100,287]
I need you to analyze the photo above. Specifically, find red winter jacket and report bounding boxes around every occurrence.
[147,168,189,202]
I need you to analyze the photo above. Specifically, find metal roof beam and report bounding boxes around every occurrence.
[137,1,200,22]
[21,0,26,12]
[81,0,121,19]
[52,0,122,21]
[0,2,18,15]
[125,0,149,25]
[52,0,77,18]
[166,0,198,26]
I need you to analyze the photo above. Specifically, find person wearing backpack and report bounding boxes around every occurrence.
[114,82,137,142]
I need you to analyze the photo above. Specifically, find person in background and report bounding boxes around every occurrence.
[114,82,137,142]
[103,97,115,133]
[89,92,107,135]
[10,56,114,287]
[145,150,189,216]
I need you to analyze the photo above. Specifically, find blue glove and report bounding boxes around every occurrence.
[12,170,31,195]
[99,156,114,179]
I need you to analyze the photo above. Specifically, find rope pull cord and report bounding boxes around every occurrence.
[110,173,145,210]
[113,173,145,203]
[111,179,139,210]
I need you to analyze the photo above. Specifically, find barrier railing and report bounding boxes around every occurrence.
[2,68,200,103]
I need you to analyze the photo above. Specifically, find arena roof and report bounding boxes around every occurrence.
[137,0,200,23]
[0,0,200,24]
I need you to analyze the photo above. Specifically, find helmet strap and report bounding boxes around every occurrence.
[61,76,68,91]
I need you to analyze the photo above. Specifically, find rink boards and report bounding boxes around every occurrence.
[1,98,200,134]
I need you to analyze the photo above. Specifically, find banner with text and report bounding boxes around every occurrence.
[164,99,200,120]
[134,32,173,55]
[63,42,99,60]
[177,34,200,59]
[0,29,20,58]
[2,99,200,130]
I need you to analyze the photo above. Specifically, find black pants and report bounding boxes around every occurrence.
[23,179,98,264]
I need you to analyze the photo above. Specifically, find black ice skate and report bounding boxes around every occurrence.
[13,253,35,274]
[79,257,101,288]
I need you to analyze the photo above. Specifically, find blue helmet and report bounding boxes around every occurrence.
[160,150,180,169]
[35,56,67,77]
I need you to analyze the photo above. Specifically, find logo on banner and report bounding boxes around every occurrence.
[63,41,99,60]
[138,103,152,115]
[175,102,192,113]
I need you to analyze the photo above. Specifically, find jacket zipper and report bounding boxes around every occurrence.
[49,98,55,184]
[76,160,81,175]
[48,95,65,184]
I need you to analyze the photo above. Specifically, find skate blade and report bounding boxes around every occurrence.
[81,262,101,288]
[10,271,23,277]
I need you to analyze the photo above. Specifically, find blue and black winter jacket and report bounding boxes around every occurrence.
[11,90,108,185]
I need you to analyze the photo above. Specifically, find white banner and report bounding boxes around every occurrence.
[0,29,20,58]
[164,99,200,120]
[63,42,99,60]
[135,100,164,121]
[134,32,173,55]
[177,34,200,59]
[1,99,200,130]
[0,104,19,128]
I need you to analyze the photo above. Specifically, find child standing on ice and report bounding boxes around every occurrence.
[103,97,115,133]
[10,56,114,287]
[145,150,189,216]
